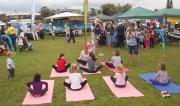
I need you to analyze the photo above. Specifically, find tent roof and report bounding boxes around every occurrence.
[45,12,83,19]
[89,14,113,21]
[156,8,180,17]
[118,7,159,19]
[111,12,123,19]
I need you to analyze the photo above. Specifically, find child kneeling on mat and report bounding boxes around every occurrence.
[27,73,48,97]
[149,63,170,85]
[64,64,87,91]
[111,64,128,88]
[105,49,122,68]
[52,53,71,73]
[80,52,102,73]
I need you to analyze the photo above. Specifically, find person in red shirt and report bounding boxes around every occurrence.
[149,27,155,48]
[52,54,71,73]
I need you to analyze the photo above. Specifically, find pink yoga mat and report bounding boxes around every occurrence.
[103,76,144,97]
[82,70,102,75]
[66,82,95,102]
[50,69,70,77]
[100,62,129,73]
[22,80,54,105]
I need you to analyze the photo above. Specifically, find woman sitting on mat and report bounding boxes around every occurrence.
[52,53,71,73]
[149,63,170,85]
[105,49,122,68]
[111,64,128,88]
[27,73,48,97]
[77,44,90,66]
[80,52,102,73]
[64,64,87,91]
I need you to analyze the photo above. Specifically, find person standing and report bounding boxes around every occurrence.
[5,24,17,51]
[32,24,39,41]
[149,27,155,48]
[126,23,139,64]
[117,23,125,48]
[6,52,15,80]
[67,29,75,43]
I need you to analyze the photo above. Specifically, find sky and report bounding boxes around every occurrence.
[0,0,180,13]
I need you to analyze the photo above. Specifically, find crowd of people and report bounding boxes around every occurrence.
[0,17,173,99]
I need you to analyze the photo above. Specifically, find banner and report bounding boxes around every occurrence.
[84,0,88,43]
[31,0,35,31]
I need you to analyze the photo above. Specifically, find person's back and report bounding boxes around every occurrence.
[87,58,96,71]
[57,58,66,71]
[30,81,47,94]
[156,70,169,84]
[111,56,121,67]
[115,72,126,85]
[69,73,82,89]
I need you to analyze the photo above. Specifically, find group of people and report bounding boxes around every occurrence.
[19,45,170,97]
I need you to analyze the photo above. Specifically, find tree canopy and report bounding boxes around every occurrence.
[101,3,132,16]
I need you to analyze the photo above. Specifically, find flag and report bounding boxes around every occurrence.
[31,0,35,31]
[84,0,88,43]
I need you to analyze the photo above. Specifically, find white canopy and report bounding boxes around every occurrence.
[45,12,83,19]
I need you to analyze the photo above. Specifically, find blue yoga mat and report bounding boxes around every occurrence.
[139,73,180,94]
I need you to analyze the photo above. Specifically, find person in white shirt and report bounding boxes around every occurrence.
[77,44,90,66]
[63,64,87,90]
[6,52,15,80]
[105,49,122,68]
[111,64,128,88]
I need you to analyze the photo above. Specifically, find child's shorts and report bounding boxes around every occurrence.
[139,42,144,45]
[128,45,138,55]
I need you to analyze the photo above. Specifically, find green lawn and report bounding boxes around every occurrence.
[0,35,180,106]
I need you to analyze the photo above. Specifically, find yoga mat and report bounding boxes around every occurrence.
[22,80,54,105]
[66,81,95,102]
[139,73,180,94]
[103,76,144,97]
[50,69,70,77]
[100,62,129,73]
[82,70,102,75]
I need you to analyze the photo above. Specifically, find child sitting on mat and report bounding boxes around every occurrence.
[149,63,170,85]
[27,73,48,97]
[80,52,102,73]
[111,64,128,88]
[7,52,15,80]
[64,64,87,91]
[52,53,71,73]
[105,49,122,68]
[77,44,90,66]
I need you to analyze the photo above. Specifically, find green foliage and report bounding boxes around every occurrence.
[101,3,132,16]
[39,6,55,20]
[0,35,180,106]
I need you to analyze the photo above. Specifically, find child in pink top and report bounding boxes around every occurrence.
[144,29,150,50]
[110,64,128,88]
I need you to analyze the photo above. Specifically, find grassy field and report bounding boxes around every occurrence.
[0,35,180,106]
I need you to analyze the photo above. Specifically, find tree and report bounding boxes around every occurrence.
[101,3,118,16]
[39,6,51,19]
[0,14,9,22]
[100,3,132,16]
[90,8,97,16]
[120,4,132,13]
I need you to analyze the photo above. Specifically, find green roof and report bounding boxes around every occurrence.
[156,8,180,17]
[117,7,159,19]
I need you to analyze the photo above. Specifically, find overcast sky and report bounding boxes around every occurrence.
[0,0,180,13]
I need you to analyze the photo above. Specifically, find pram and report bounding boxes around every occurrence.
[0,36,8,55]
[18,36,32,51]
